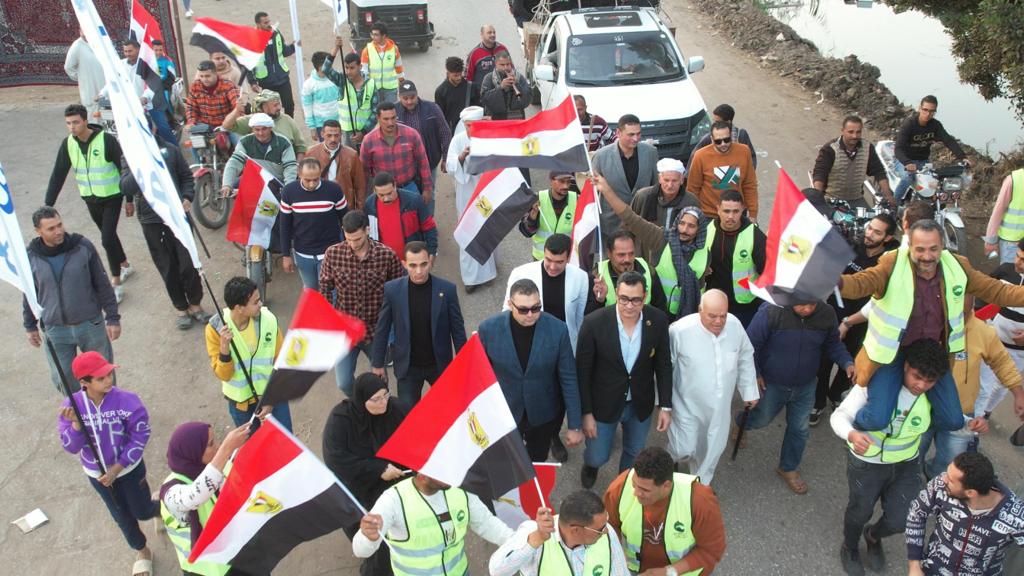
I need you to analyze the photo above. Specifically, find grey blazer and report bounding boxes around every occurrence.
[591,141,660,234]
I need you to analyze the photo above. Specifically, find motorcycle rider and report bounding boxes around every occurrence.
[220,113,297,197]
[893,95,970,201]
[813,115,896,209]
[222,89,307,157]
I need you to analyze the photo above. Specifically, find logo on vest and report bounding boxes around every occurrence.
[246,491,282,514]
[92,149,100,157]
[456,510,466,522]
[673,520,686,533]
[738,249,750,259]
[468,411,490,449]
[521,136,541,156]
[284,336,308,367]
[952,285,964,297]
[258,199,279,218]
[910,416,922,427]
[592,566,605,576]
[781,235,812,264]
[475,196,493,218]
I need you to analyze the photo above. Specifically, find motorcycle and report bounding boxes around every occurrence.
[224,187,275,304]
[825,197,888,247]
[875,140,970,254]
[187,124,233,229]
[94,95,117,137]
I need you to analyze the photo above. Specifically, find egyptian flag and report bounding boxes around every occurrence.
[750,169,855,306]
[494,463,559,530]
[188,416,364,573]
[129,0,161,74]
[226,160,281,249]
[569,179,600,270]
[454,167,536,265]
[191,17,273,71]
[465,94,589,174]
[377,335,534,502]
[261,289,366,406]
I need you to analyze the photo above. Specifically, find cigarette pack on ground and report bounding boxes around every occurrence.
[11,508,48,534]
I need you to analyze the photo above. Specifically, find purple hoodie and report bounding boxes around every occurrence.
[57,387,151,477]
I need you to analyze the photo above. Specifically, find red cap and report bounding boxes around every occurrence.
[71,351,118,380]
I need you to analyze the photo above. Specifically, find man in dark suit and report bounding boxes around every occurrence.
[371,241,467,404]
[478,278,584,461]
[576,271,673,489]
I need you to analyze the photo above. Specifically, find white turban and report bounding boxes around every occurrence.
[657,158,686,175]
[249,113,274,128]
[460,106,484,121]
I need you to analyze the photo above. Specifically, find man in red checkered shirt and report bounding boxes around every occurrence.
[319,210,405,396]
[184,60,239,129]
[359,101,434,210]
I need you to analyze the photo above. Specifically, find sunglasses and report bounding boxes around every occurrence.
[713,137,732,145]
[512,304,543,315]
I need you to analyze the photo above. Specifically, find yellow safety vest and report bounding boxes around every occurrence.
[386,478,470,576]
[654,241,710,316]
[66,134,120,198]
[853,393,932,463]
[537,526,613,576]
[160,473,230,576]
[532,190,578,260]
[998,169,1024,241]
[862,248,967,364]
[218,308,278,402]
[618,470,702,575]
[252,31,289,80]
[366,43,399,90]
[338,77,378,132]
[705,223,759,304]
[599,258,652,307]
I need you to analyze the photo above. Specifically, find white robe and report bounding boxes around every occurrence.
[668,312,759,485]
[447,128,497,286]
[64,38,106,118]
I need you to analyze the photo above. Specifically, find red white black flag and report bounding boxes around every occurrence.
[569,179,600,271]
[226,160,282,249]
[129,0,161,75]
[751,169,855,306]
[261,289,366,406]
[454,167,536,265]
[377,335,535,501]
[188,417,364,573]
[191,17,273,72]
[493,463,559,530]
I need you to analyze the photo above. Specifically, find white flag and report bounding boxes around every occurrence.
[69,0,201,269]
[0,163,42,317]
[320,0,349,28]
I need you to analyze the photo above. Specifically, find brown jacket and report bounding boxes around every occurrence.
[306,142,366,210]
[840,250,1024,385]
[953,314,1022,413]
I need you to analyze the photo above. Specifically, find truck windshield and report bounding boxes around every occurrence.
[565,32,683,86]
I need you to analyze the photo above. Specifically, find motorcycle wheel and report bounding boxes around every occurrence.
[942,218,968,255]
[192,172,231,230]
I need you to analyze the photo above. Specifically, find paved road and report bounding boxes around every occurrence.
[1,0,1021,574]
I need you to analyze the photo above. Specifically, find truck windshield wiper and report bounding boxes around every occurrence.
[567,79,606,86]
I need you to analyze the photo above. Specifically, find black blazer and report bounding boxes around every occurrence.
[575,305,672,423]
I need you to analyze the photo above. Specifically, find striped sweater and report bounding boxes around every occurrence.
[279,179,348,256]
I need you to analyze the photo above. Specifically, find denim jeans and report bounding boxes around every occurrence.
[398,365,440,405]
[583,402,653,472]
[226,399,293,432]
[893,158,919,202]
[739,381,816,472]
[293,251,323,290]
[918,423,976,479]
[43,315,114,393]
[148,109,178,147]
[854,352,964,433]
[999,239,1018,265]
[335,341,371,396]
[842,451,921,551]
[87,460,159,551]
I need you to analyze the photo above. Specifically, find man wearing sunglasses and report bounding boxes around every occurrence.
[478,279,584,462]
[687,121,758,220]
[490,489,629,575]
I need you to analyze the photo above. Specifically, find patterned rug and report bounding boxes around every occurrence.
[0,0,180,87]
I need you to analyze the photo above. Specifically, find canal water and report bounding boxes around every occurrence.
[765,0,1023,156]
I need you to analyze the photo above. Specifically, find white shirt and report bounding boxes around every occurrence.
[162,463,226,523]
[488,519,630,576]
[352,485,513,558]
[830,384,924,463]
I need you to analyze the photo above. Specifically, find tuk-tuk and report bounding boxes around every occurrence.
[348,0,435,52]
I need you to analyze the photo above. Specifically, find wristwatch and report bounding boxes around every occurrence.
[665,567,678,576]
[841,316,851,329]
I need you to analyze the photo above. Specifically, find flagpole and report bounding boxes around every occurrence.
[532,476,548,510]
[287,0,305,95]
[567,92,604,264]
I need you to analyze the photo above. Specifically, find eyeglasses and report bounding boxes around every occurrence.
[512,304,543,315]
[616,295,644,306]
[368,391,390,403]
[920,107,937,114]
[572,523,609,535]
[713,137,732,145]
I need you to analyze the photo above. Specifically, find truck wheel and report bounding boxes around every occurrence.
[419,41,430,53]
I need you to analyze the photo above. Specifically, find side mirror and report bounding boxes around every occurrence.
[687,56,705,74]
[534,64,556,82]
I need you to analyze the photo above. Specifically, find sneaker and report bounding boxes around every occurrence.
[189,309,212,323]
[581,465,598,489]
[119,264,135,283]
[176,314,193,331]
[184,9,194,18]
[840,545,865,576]
[809,408,824,427]
[863,525,885,572]
[114,284,125,304]
[549,436,569,463]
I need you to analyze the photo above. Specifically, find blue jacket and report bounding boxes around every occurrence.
[363,189,439,255]
[477,312,582,430]
[371,274,467,379]
[746,301,852,386]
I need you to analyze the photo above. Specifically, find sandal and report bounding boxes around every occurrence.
[777,468,809,495]
[131,558,153,576]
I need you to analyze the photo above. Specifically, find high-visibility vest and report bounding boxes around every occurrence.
[706,223,759,304]
[618,470,702,575]
[252,31,289,80]
[66,134,120,198]
[862,248,967,364]
[998,169,1024,241]
[598,258,652,307]
[532,190,577,260]
[160,473,230,576]
[654,241,710,316]
[366,43,399,90]
[218,308,277,402]
[338,77,378,133]
[537,525,613,576]
[852,393,932,463]
[386,478,470,576]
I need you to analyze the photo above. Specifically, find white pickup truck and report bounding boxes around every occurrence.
[524,1,711,161]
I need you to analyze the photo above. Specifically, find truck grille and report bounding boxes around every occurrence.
[370,7,422,37]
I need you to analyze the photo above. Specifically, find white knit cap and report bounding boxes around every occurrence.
[460,106,484,121]
[657,158,686,175]
[249,113,274,128]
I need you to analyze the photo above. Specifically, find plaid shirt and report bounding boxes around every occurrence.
[359,123,434,194]
[185,78,239,126]
[319,239,405,343]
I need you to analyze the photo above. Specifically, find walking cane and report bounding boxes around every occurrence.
[731,406,751,461]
